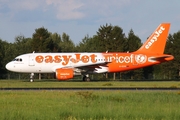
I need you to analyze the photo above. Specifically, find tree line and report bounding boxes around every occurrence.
[0,24,180,80]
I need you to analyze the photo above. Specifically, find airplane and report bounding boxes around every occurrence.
[6,23,174,82]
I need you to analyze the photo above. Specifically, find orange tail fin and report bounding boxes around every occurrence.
[135,23,170,54]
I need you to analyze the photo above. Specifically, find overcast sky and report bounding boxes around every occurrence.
[0,0,180,44]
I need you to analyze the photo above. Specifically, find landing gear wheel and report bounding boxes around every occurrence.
[30,73,34,82]
[85,77,91,82]
[82,75,91,82]
[30,79,34,82]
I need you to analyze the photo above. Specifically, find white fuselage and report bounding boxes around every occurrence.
[5,53,107,73]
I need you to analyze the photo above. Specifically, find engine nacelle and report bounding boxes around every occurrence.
[56,68,74,80]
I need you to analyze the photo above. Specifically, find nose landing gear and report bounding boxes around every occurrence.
[30,73,34,82]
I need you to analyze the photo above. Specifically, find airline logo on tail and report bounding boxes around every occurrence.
[135,23,170,54]
[145,26,165,49]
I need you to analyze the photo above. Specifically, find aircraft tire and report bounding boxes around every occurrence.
[30,79,34,82]
[82,76,90,82]
[85,77,91,82]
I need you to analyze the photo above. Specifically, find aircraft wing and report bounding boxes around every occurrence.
[75,62,110,73]
[52,61,110,73]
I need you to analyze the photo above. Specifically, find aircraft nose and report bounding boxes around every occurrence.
[5,62,14,71]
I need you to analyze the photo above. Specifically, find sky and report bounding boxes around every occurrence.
[0,0,180,44]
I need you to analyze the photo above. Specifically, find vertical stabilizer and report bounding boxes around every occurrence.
[135,23,170,54]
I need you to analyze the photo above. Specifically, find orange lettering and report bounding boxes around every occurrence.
[62,55,72,65]
[35,54,99,64]
[54,55,61,63]
[35,55,44,63]
[71,54,80,63]
[90,54,97,63]
[45,55,53,63]
[81,55,89,63]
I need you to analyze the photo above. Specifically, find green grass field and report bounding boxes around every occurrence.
[0,91,180,120]
[0,79,180,88]
[0,80,180,120]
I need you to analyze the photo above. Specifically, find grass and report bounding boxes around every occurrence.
[0,79,180,88]
[0,80,180,119]
[0,91,180,120]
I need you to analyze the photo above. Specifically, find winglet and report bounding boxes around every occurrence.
[135,23,170,54]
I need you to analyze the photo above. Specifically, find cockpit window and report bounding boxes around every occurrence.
[13,58,22,62]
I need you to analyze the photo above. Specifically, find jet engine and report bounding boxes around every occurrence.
[56,68,74,80]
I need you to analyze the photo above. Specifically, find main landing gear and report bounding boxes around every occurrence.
[83,74,91,81]
[30,73,34,82]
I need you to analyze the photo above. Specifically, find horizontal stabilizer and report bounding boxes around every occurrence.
[148,55,174,62]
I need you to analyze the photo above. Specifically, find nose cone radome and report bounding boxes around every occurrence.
[5,62,14,71]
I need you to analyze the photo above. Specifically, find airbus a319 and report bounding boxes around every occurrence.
[6,23,174,82]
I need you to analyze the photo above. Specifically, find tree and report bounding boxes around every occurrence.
[76,35,90,52]
[109,25,127,52]
[96,24,126,52]
[0,39,9,78]
[50,32,61,52]
[59,33,75,52]
[31,27,54,52]
[162,31,180,79]
[76,35,100,52]
[14,35,32,54]
[126,29,141,52]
